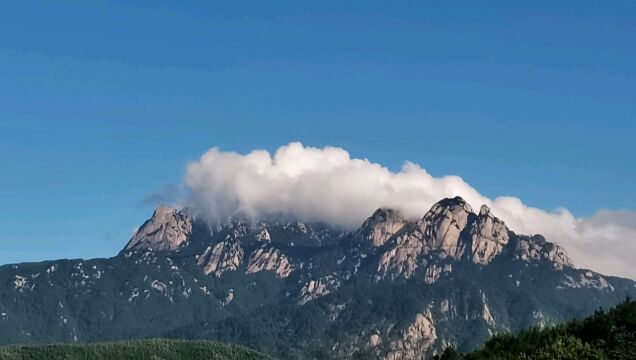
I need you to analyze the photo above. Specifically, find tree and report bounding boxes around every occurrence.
[434,346,462,360]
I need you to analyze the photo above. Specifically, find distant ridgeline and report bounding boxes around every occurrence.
[0,197,634,359]
[435,298,636,360]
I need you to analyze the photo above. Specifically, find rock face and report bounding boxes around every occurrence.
[125,207,192,252]
[377,197,472,279]
[256,228,271,243]
[246,246,294,278]
[357,208,407,247]
[470,205,509,265]
[0,196,634,360]
[376,228,425,280]
[420,197,472,259]
[514,234,573,269]
[298,275,340,305]
[424,264,452,284]
[197,240,244,277]
[386,310,437,360]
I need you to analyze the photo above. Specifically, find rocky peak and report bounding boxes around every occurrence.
[470,204,509,264]
[357,208,408,247]
[418,196,473,258]
[513,235,573,270]
[435,196,474,213]
[376,198,473,279]
[125,207,192,252]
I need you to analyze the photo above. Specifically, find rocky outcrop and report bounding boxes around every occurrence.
[256,228,271,243]
[377,231,425,280]
[298,275,340,305]
[480,291,496,327]
[369,333,382,347]
[197,240,244,277]
[420,197,472,258]
[470,205,509,264]
[424,264,453,284]
[377,197,471,279]
[223,289,234,306]
[514,235,573,269]
[386,310,437,360]
[561,271,612,291]
[246,246,294,278]
[125,207,192,252]
[357,208,407,247]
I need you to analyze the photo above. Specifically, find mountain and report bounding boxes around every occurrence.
[0,197,633,359]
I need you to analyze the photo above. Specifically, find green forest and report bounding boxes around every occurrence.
[437,298,636,360]
[0,339,272,360]
[1,299,633,359]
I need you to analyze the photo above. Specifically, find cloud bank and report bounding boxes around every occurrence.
[183,142,636,279]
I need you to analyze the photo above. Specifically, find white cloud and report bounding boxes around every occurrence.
[184,142,636,279]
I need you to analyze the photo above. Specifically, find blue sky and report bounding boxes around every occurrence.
[1,1,634,264]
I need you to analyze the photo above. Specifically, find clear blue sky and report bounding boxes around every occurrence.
[1,1,634,264]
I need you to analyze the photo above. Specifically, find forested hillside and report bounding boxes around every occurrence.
[435,298,636,359]
[0,339,272,360]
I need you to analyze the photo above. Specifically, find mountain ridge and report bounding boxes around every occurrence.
[0,196,633,359]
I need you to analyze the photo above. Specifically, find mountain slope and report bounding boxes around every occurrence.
[0,197,633,359]
[454,298,636,359]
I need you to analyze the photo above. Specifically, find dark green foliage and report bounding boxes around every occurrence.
[462,298,636,360]
[433,347,462,360]
[0,339,273,360]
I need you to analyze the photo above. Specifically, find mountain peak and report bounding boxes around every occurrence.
[358,207,407,247]
[432,196,473,214]
[124,206,193,252]
[154,205,177,215]
[471,204,509,264]
[368,207,404,223]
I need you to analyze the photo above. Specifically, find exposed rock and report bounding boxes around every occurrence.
[357,208,407,247]
[424,265,442,284]
[420,197,472,258]
[14,275,28,291]
[543,243,573,269]
[151,280,167,293]
[377,230,425,280]
[224,289,234,306]
[480,292,496,327]
[197,240,244,277]
[298,275,340,305]
[424,264,453,284]
[386,310,437,360]
[439,298,456,318]
[470,205,509,264]
[246,246,294,278]
[377,197,471,279]
[514,235,573,269]
[561,271,612,291]
[256,228,271,243]
[126,207,192,252]
[370,333,382,347]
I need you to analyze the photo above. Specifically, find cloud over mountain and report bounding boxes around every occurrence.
[183,142,636,279]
